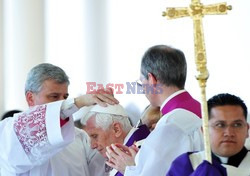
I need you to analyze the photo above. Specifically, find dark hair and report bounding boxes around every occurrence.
[207,93,248,119]
[1,110,22,121]
[141,45,187,89]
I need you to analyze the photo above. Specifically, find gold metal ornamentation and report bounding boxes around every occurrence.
[163,0,231,163]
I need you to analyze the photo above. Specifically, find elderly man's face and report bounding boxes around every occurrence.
[209,105,249,157]
[83,117,119,158]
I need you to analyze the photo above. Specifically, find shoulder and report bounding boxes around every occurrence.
[74,127,85,135]
[223,164,250,176]
[173,152,193,164]
[188,151,205,170]
[167,152,196,175]
[159,109,202,133]
[75,127,89,137]
[168,151,204,175]
[74,127,91,144]
[172,151,203,166]
[238,150,250,169]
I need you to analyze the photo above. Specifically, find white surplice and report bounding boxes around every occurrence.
[124,91,204,176]
[0,99,105,176]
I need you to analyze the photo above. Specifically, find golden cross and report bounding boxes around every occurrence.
[163,0,231,163]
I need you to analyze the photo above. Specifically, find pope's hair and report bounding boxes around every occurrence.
[81,112,132,133]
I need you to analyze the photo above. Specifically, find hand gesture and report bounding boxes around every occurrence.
[75,88,119,107]
[105,143,138,174]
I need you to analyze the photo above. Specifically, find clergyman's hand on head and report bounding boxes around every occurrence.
[75,88,119,108]
[105,143,138,174]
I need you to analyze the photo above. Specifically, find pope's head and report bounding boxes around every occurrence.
[81,104,132,158]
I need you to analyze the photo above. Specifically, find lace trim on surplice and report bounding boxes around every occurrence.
[14,105,51,162]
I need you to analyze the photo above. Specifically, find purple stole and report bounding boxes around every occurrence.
[115,125,150,176]
[161,91,201,118]
[166,152,227,176]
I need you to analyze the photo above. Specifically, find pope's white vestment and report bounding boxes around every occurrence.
[0,100,105,176]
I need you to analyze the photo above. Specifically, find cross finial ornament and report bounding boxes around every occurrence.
[163,1,231,163]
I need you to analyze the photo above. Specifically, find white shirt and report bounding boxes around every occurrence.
[0,99,105,176]
[124,99,204,176]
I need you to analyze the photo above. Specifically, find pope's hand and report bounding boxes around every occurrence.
[105,143,138,174]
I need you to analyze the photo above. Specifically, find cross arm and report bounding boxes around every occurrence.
[162,7,189,19]
[203,2,232,15]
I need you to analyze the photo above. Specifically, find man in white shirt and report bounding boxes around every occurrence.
[80,104,150,176]
[167,93,250,176]
[0,63,118,176]
[106,45,204,175]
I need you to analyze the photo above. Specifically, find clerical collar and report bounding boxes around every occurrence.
[212,147,248,167]
[214,154,228,164]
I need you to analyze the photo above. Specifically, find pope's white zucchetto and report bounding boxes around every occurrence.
[73,104,128,124]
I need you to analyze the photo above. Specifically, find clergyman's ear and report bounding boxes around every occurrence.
[26,91,35,107]
[147,72,157,85]
[247,123,250,138]
[112,122,122,137]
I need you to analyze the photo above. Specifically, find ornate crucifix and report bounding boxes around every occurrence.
[163,0,231,163]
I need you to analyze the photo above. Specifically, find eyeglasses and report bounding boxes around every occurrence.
[210,121,247,132]
[136,79,143,87]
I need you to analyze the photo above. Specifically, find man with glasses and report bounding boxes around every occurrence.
[105,45,204,175]
[167,93,250,176]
